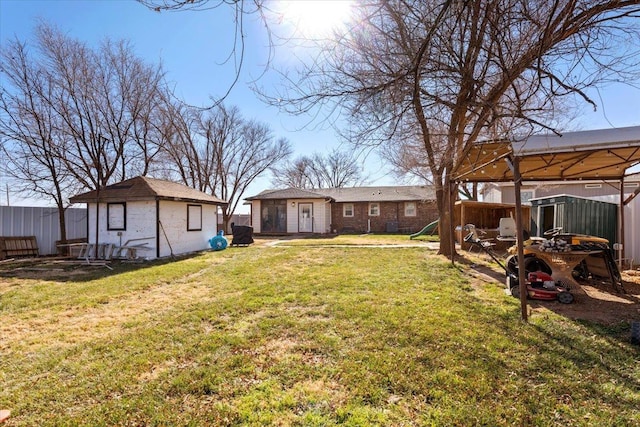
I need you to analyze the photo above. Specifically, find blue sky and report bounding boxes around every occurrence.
[1,0,380,207]
[1,0,639,208]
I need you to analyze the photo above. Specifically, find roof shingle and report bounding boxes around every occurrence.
[245,185,435,203]
[69,176,227,205]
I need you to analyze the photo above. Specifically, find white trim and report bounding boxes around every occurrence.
[368,202,380,216]
[404,201,416,217]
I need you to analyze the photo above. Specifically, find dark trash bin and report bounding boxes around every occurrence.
[231,223,254,246]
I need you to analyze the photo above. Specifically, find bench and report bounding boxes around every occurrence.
[0,236,39,259]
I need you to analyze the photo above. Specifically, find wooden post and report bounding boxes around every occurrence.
[507,155,528,322]
[449,180,456,265]
[619,177,625,268]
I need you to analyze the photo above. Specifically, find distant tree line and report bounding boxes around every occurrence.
[0,22,364,240]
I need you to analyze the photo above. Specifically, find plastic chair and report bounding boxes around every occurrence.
[497,217,516,242]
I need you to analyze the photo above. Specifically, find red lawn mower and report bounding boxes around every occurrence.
[463,225,575,304]
[507,269,574,304]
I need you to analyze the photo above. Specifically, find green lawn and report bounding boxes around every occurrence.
[0,239,638,426]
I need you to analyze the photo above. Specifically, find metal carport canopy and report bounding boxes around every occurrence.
[454,126,640,182]
[452,125,640,321]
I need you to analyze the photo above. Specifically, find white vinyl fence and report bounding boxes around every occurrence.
[0,206,87,256]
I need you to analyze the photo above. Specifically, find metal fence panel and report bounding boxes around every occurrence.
[0,206,87,256]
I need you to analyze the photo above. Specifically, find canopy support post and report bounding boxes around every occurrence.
[619,176,625,268]
[507,155,528,322]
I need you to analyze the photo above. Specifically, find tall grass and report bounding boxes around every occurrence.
[0,244,638,426]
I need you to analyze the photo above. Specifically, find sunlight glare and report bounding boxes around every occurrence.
[275,0,353,38]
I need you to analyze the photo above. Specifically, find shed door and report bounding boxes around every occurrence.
[298,203,313,233]
[541,205,556,235]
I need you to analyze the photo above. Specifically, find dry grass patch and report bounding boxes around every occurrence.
[1,246,639,426]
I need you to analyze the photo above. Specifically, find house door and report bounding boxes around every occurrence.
[298,203,313,233]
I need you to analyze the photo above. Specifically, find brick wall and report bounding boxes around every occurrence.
[330,201,439,234]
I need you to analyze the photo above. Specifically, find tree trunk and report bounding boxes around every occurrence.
[437,174,457,258]
[57,204,68,256]
[222,208,231,236]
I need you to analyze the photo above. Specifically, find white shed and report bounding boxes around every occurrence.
[69,176,227,260]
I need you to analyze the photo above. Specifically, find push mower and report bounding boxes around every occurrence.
[463,224,575,304]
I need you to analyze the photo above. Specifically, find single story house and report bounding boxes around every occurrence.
[69,176,227,260]
[244,185,438,235]
[482,178,640,265]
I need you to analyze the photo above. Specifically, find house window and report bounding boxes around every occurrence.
[404,202,416,217]
[343,203,354,217]
[187,204,202,231]
[369,202,380,216]
[521,190,534,204]
[107,202,126,230]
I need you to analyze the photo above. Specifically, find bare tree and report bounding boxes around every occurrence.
[137,0,274,105]
[382,131,478,200]
[32,24,166,189]
[267,0,640,256]
[1,23,168,255]
[0,38,80,244]
[160,103,292,230]
[272,148,365,189]
[156,100,218,192]
[271,156,316,189]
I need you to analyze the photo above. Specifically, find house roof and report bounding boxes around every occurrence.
[454,126,640,182]
[244,188,331,201]
[317,186,435,202]
[245,185,436,203]
[69,176,227,206]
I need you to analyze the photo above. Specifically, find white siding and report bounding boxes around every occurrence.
[87,201,156,259]
[157,200,218,258]
[324,200,332,233]
[250,201,261,234]
[481,184,502,203]
[288,199,330,233]
[249,199,332,234]
[628,197,639,267]
[287,201,298,233]
[85,200,219,260]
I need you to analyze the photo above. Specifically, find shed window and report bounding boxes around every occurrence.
[369,203,380,216]
[343,203,354,217]
[187,204,202,231]
[107,202,126,230]
[404,202,416,217]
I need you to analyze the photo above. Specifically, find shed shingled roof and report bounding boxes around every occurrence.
[69,176,227,205]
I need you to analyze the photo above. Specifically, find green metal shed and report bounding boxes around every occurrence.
[530,195,618,245]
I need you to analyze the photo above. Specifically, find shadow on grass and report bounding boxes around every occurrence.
[0,251,212,283]
[455,249,640,326]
